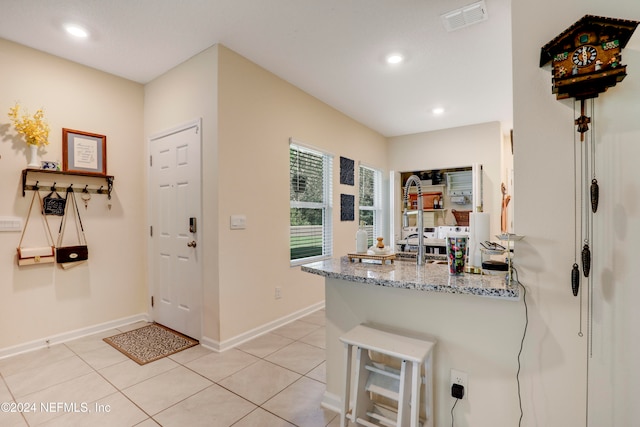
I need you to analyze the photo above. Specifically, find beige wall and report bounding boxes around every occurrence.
[514,1,640,425]
[5,9,637,422]
[0,39,146,350]
[216,46,388,343]
[144,45,221,342]
[0,39,388,352]
[144,44,388,346]
[388,122,505,237]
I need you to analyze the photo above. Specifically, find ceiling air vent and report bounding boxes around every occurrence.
[441,1,488,32]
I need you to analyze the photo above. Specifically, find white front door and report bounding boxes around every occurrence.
[149,120,202,339]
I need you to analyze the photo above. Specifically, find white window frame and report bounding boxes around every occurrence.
[358,164,382,246]
[289,139,333,266]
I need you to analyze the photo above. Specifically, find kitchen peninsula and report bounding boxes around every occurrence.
[301,256,519,299]
[302,257,524,423]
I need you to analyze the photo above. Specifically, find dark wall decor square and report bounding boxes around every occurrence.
[340,156,355,186]
[341,194,355,221]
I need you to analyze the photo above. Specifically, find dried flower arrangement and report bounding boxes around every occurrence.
[8,103,50,147]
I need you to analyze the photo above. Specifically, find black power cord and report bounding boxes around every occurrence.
[513,267,528,427]
[450,268,528,427]
[451,397,459,427]
[451,384,464,426]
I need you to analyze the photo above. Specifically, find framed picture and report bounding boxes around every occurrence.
[62,128,107,176]
[340,156,354,186]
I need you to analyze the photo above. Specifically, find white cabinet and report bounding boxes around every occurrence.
[446,170,472,196]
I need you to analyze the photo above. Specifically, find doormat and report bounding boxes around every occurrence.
[103,323,198,365]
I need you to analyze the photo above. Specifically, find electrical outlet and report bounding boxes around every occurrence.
[275,287,282,299]
[450,369,468,399]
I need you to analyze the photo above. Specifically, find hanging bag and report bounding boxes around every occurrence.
[56,187,89,265]
[42,187,66,216]
[17,190,56,266]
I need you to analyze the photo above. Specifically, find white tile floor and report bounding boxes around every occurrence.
[0,309,342,427]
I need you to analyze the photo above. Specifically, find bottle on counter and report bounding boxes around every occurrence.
[356,222,368,253]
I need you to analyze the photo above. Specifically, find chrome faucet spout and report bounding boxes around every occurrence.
[403,175,425,266]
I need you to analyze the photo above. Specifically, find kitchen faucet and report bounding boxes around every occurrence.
[403,175,425,266]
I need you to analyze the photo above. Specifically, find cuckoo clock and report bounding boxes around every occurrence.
[540,16,638,339]
[540,15,639,101]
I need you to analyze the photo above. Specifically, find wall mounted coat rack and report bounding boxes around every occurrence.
[21,169,114,199]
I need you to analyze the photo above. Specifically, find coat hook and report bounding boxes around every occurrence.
[97,186,104,194]
[83,185,89,193]
[35,181,39,190]
[52,182,56,191]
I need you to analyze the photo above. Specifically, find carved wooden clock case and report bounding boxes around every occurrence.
[540,15,639,101]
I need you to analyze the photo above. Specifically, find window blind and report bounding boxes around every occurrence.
[290,141,333,264]
[359,165,382,247]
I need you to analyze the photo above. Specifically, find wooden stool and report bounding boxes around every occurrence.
[340,325,435,427]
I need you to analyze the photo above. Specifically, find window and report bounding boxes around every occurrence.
[290,140,333,265]
[359,164,382,247]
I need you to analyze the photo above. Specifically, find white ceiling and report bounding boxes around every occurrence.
[0,0,513,137]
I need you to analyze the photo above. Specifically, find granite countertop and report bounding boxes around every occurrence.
[301,256,519,300]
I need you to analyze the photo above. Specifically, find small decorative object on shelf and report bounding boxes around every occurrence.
[7,103,50,168]
[356,222,368,253]
[41,160,60,171]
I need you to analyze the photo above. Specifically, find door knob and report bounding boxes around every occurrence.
[187,241,197,248]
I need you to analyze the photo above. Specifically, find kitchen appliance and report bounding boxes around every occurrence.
[436,225,470,239]
[401,226,438,240]
[396,225,472,258]
[397,226,439,254]
[397,226,470,253]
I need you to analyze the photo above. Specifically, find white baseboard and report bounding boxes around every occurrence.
[0,302,325,358]
[321,391,342,415]
[200,301,325,353]
[0,313,150,360]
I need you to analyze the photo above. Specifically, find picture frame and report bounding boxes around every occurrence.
[62,128,107,176]
[340,156,355,186]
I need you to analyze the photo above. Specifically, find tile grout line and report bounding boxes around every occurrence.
[1,312,328,427]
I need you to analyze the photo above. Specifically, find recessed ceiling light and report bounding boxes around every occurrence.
[432,107,445,115]
[64,24,89,38]
[386,53,404,64]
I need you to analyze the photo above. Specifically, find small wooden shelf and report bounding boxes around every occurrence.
[22,169,114,199]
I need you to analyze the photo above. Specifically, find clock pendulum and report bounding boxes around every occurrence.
[571,122,581,299]
[576,98,592,279]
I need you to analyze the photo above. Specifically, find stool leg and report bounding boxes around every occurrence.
[410,361,421,427]
[341,343,352,427]
[353,347,373,425]
[397,359,411,426]
[424,354,434,427]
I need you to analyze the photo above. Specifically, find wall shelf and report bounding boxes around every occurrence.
[21,169,114,199]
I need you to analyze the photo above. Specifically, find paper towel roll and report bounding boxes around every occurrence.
[469,212,490,267]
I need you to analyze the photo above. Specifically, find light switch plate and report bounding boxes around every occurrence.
[0,217,22,232]
[230,214,246,230]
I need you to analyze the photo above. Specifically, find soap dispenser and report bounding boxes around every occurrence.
[356,222,368,253]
